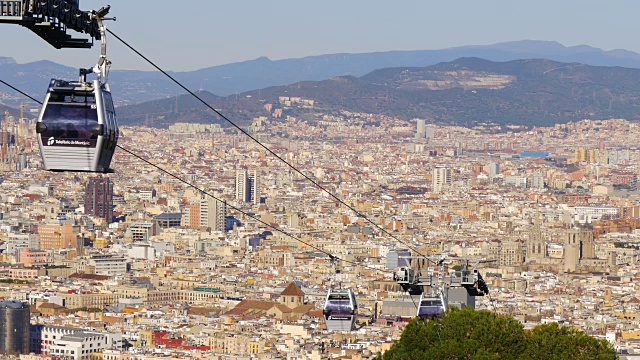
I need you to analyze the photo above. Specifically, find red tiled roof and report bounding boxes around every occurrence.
[281,282,305,296]
[69,273,110,281]
[224,299,279,316]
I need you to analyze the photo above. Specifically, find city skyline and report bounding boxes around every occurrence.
[0,1,637,358]
[0,101,637,357]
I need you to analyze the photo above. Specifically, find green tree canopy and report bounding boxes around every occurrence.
[377,307,617,360]
[521,322,617,360]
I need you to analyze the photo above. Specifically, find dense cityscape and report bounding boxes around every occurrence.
[2,1,640,359]
[0,100,635,358]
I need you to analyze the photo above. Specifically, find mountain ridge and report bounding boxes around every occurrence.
[4,40,640,107]
[116,57,640,128]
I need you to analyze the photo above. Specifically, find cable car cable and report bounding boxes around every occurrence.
[0,79,336,261]
[0,78,419,312]
[121,136,416,309]
[0,79,40,103]
[106,28,434,265]
[117,144,356,264]
[115,147,420,310]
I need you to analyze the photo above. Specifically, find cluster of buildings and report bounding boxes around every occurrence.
[0,106,640,358]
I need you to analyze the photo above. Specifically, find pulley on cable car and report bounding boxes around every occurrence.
[462,269,490,297]
[35,6,118,172]
[322,257,358,331]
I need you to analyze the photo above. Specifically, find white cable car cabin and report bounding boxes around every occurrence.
[417,292,446,319]
[36,77,118,172]
[323,288,357,331]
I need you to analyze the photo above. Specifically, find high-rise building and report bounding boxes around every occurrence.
[455,142,464,156]
[432,167,452,192]
[425,125,436,141]
[504,175,528,188]
[236,169,260,204]
[531,172,545,189]
[488,163,500,179]
[200,195,226,232]
[16,153,27,171]
[183,194,226,232]
[574,147,587,163]
[183,202,201,229]
[36,223,81,251]
[0,300,30,355]
[235,171,246,202]
[415,118,426,139]
[84,176,113,223]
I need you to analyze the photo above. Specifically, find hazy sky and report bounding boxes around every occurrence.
[0,0,634,71]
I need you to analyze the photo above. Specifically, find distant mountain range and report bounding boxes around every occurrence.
[117,57,640,128]
[3,40,640,107]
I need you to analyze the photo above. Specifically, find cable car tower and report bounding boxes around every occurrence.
[393,253,493,319]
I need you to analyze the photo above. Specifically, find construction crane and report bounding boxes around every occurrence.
[0,0,104,49]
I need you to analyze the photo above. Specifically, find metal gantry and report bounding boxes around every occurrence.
[0,0,104,48]
[393,254,493,318]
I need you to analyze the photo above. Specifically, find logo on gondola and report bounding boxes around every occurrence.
[45,137,92,147]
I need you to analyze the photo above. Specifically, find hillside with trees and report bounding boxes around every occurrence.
[117,58,640,129]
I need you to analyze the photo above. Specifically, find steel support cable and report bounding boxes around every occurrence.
[0,78,421,310]
[0,80,328,256]
[0,79,40,103]
[106,28,433,264]
[116,148,404,282]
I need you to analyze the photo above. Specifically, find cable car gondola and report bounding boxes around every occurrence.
[417,292,446,319]
[36,75,117,172]
[35,6,118,173]
[323,288,357,331]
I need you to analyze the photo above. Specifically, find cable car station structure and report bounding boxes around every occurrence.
[393,254,492,318]
[0,0,102,49]
[1,0,119,172]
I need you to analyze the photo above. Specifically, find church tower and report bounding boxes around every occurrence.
[280,282,305,309]
[527,227,547,262]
